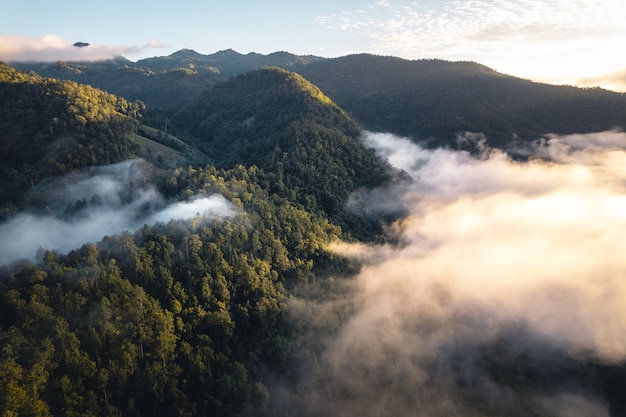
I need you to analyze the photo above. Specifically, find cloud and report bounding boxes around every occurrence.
[289,130,626,416]
[325,0,626,51]
[0,160,235,265]
[150,194,236,224]
[357,130,626,362]
[0,34,167,62]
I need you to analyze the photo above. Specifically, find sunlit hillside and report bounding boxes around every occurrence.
[2,55,626,417]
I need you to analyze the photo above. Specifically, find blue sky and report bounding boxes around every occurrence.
[1,0,626,91]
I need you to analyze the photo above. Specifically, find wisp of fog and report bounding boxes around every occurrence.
[0,160,236,265]
[298,130,626,417]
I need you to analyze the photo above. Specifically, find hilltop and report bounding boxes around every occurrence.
[171,67,397,233]
[11,49,325,111]
[298,54,626,148]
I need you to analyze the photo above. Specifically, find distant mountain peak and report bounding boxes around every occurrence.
[212,48,242,57]
[168,48,204,59]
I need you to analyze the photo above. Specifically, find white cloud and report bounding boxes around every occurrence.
[150,195,236,224]
[298,130,626,415]
[0,34,167,62]
[0,160,236,265]
[343,130,626,361]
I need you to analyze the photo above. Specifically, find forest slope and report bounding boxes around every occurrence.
[171,67,397,226]
[13,50,626,150]
[0,63,143,209]
[298,54,626,148]
[2,58,626,417]
[11,49,325,111]
[0,63,207,212]
[0,65,383,417]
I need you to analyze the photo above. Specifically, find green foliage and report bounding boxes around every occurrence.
[0,63,144,205]
[11,49,325,112]
[172,68,396,236]
[13,51,626,151]
[299,54,626,148]
[3,51,626,417]
[0,162,358,417]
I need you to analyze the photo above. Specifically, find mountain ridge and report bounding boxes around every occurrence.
[0,63,208,210]
[297,53,626,147]
[11,48,626,149]
[0,63,397,237]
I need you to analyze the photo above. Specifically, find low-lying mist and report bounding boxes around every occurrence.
[289,130,626,416]
[0,159,236,265]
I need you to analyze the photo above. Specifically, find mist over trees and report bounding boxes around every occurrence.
[2,55,626,417]
[0,163,354,417]
[0,62,393,416]
[0,63,144,211]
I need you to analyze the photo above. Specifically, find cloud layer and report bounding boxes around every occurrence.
[0,35,166,62]
[0,160,235,265]
[358,130,626,362]
[294,130,626,416]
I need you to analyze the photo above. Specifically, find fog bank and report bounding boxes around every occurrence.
[296,130,626,416]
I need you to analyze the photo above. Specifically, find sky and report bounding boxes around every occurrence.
[1,0,626,91]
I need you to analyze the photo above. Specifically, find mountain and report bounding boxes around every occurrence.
[14,50,626,150]
[11,49,325,111]
[0,61,396,233]
[0,63,206,211]
[172,67,397,227]
[298,54,626,148]
[0,63,386,417]
[3,54,626,417]
[0,63,139,207]
[9,57,222,113]
[137,48,324,76]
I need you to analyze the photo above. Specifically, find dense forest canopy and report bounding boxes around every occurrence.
[171,67,397,225]
[0,162,356,417]
[298,54,626,148]
[2,57,626,417]
[0,63,144,212]
[0,63,395,416]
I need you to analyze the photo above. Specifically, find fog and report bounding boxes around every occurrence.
[290,130,626,416]
[0,160,236,265]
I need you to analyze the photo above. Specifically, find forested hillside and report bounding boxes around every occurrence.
[0,63,143,212]
[0,63,212,215]
[0,64,394,417]
[2,58,626,417]
[13,50,626,150]
[12,49,324,111]
[298,54,626,147]
[0,164,356,417]
[172,67,396,223]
